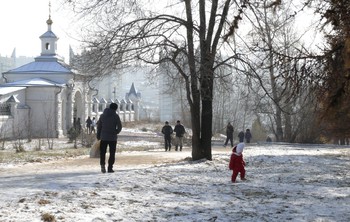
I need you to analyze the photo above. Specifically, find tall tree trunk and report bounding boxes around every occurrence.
[200,65,214,160]
[191,101,202,160]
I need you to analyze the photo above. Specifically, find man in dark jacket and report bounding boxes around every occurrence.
[97,103,122,173]
[173,120,186,151]
[161,121,173,151]
[245,129,252,143]
[238,131,245,143]
[224,122,234,147]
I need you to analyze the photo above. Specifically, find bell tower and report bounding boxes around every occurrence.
[39,1,58,56]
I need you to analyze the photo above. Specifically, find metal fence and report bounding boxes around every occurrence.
[0,103,11,115]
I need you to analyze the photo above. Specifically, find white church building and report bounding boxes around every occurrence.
[0,15,138,140]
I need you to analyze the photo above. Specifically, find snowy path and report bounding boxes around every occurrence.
[1,144,350,222]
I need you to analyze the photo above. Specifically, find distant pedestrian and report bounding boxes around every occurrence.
[238,131,244,143]
[174,120,186,151]
[266,136,272,142]
[224,122,234,147]
[161,121,173,151]
[86,116,92,134]
[91,117,96,134]
[245,129,252,143]
[97,103,122,173]
[229,143,246,183]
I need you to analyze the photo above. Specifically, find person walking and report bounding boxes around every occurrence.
[245,129,252,143]
[161,121,173,151]
[91,117,96,134]
[97,103,122,173]
[238,131,245,143]
[224,122,234,147]
[173,120,186,151]
[86,116,92,134]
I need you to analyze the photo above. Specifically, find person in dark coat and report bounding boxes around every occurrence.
[245,129,252,143]
[224,122,234,147]
[238,131,245,143]
[97,103,122,173]
[266,136,272,142]
[173,120,186,151]
[161,121,173,151]
[86,116,92,134]
[91,117,96,134]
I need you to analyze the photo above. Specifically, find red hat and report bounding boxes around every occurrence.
[232,146,237,152]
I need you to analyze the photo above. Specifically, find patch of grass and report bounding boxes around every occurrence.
[0,148,89,164]
[41,213,56,222]
[38,199,51,205]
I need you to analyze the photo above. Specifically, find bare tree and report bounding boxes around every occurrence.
[65,0,252,160]
[42,101,55,150]
[12,111,26,152]
[234,0,321,142]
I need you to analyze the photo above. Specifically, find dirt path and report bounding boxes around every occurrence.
[0,147,229,176]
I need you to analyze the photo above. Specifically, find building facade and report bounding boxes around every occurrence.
[0,16,92,139]
[0,15,139,140]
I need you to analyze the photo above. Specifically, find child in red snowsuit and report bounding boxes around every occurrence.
[229,143,246,183]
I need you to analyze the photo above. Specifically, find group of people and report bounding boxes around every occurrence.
[85,116,97,134]
[162,120,247,183]
[161,120,186,151]
[94,106,246,183]
[224,122,252,147]
[95,110,188,174]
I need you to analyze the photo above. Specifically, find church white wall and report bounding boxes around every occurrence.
[0,89,26,139]
[0,115,13,139]
[0,104,30,140]
[0,87,61,139]
[25,87,58,138]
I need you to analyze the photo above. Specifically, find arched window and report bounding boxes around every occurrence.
[45,43,50,50]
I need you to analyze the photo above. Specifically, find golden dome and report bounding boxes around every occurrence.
[46,16,53,25]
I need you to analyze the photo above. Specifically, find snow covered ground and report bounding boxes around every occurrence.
[0,138,350,221]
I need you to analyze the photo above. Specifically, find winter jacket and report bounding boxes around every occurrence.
[245,131,252,140]
[162,125,173,136]
[86,118,92,127]
[229,153,246,170]
[174,124,185,137]
[97,108,122,141]
[226,124,234,136]
[238,131,244,142]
